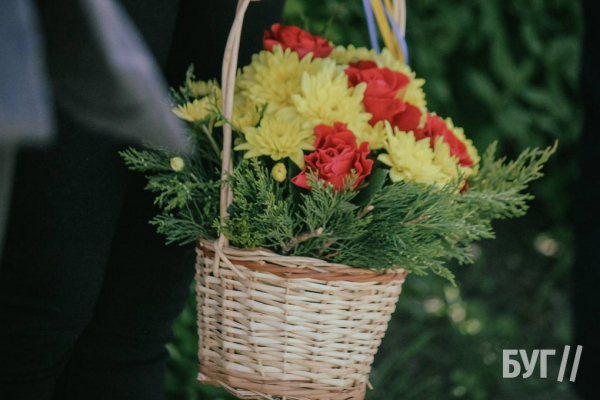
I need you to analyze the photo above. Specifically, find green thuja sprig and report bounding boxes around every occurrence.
[220,159,296,249]
[460,141,558,220]
[121,136,557,282]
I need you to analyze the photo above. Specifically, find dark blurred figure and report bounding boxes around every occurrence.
[0,1,284,399]
[573,0,600,398]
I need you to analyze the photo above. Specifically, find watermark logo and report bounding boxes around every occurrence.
[503,346,583,381]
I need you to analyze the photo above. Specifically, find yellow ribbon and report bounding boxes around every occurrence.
[370,0,405,63]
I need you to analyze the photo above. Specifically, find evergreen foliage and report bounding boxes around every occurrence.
[120,147,221,244]
[220,159,296,249]
[122,139,555,282]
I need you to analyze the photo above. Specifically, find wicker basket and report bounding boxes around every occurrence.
[195,241,407,399]
[195,1,409,399]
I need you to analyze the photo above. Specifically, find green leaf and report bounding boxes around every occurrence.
[353,168,389,207]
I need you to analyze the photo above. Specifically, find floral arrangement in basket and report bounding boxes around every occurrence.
[121,1,555,398]
[122,25,554,284]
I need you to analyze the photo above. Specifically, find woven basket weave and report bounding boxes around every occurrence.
[196,241,407,399]
[195,1,409,399]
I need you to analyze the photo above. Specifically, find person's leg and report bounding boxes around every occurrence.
[1,2,185,398]
[0,146,16,261]
[55,172,195,400]
[53,1,288,396]
[0,113,131,400]
[43,2,285,398]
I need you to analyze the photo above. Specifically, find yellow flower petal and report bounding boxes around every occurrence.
[378,123,451,186]
[350,120,387,150]
[290,150,306,169]
[288,63,371,130]
[236,113,314,168]
[185,79,220,98]
[329,45,376,65]
[237,46,327,114]
[172,98,215,123]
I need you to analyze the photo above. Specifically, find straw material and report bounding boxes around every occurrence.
[196,240,407,399]
[195,1,410,398]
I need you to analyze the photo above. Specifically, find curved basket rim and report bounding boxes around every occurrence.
[198,238,408,283]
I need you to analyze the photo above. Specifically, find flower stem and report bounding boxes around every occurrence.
[281,227,324,252]
[404,215,430,225]
[199,124,221,160]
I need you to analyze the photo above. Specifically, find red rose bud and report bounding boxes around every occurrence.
[460,180,471,193]
[292,122,373,191]
[263,23,334,59]
[415,113,473,167]
[345,62,421,132]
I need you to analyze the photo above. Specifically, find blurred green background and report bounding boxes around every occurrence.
[165,0,583,399]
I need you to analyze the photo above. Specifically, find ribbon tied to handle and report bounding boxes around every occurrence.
[362,0,409,64]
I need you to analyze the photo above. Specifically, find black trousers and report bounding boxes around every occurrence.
[0,1,283,399]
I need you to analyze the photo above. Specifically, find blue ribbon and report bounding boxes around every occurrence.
[361,0,380,53]
[381,1,409,64]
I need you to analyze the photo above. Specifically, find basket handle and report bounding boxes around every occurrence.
[393,0,407,36]
[218,0,253,248]
[217,0,407,248]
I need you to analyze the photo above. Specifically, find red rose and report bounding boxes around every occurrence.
[415,113,473,167]
[292,122,373,191]
[345,62,422,132]
[263,23,333,59]
[346,61,407,97]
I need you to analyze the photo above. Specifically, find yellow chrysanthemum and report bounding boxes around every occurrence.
[378,123,450,185]
[185,79,220,98]
[172,97,215,123]
[285,62,371,129]
[349,120,388,150]
[371,48,405,70]
[237,46,326,113]
[231,95,261,132]
[234,114,314,167]
[432,136,461,179]
[329,45,376,65]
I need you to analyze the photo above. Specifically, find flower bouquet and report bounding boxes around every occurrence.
[121,1,555,398]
